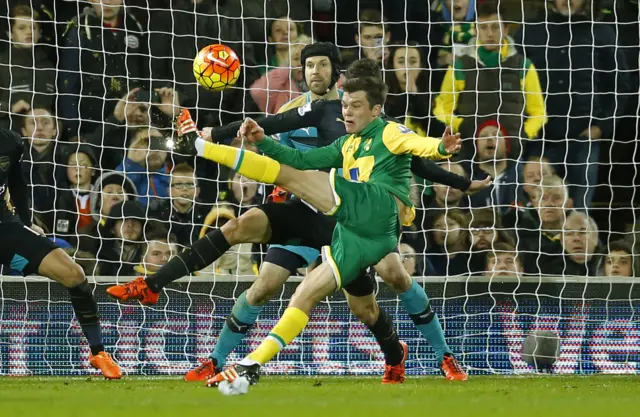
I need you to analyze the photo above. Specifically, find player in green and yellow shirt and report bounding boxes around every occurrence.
[172,75,462,390]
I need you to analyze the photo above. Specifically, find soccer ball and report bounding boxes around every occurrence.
[193,44,241,92]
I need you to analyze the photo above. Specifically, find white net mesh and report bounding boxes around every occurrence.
[0,0,639,376]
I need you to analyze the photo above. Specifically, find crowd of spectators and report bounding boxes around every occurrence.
[0,0,638,278]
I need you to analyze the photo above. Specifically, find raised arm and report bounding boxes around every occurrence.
[382,123,461,160]
[209,100,327,143]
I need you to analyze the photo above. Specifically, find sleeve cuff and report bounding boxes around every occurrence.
[438,142,450,156]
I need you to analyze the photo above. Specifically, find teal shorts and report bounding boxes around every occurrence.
[323,169,400,289]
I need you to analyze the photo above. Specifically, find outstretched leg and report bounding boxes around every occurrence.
[107,207,272,304]
[185,248,303,381]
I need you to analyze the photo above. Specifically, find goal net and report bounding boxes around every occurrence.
[1,0,639,376]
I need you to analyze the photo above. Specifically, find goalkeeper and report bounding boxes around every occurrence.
[109,56,485,382]
[177,72,464,389]
[0,128,121,379]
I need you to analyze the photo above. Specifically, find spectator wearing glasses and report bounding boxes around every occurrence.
[157,163,211,248]
[468,207,514,274]
[0,4,55,130]
[116,128,170,208]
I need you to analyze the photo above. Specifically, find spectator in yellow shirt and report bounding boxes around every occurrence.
[433,0,546,161]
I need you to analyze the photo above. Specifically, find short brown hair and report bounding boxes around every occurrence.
[345,59,382,81]
[343,76,388,108]
[476,0,505,20]
[486,242,520,265]
[10,4,39,21]
[359,9,386,31]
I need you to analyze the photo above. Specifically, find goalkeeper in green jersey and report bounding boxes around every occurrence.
[172,74,462,390]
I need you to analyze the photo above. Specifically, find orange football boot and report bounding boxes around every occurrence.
[440,353,468,381]
[89,351,122,380]
[106,277,160,306]
[185,359,219,382]
[381,341,408,384]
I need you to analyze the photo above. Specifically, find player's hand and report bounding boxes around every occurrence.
[239,118,265,144]
[441,126,462,154]
[113,88,141,122]
[200,127,214,142]
[11,99,30,114]
[30,224,45,236]
[466,176,492,195]
[155,87,180,118]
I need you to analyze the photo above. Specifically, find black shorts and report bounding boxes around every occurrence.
[343,268,377,297]
[0,222,58,275]
[258,199,335,249]
[264,246,308,275]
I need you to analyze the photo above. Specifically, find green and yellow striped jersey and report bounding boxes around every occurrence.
[257,117,450,224]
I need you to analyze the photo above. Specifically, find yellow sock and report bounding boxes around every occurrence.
[248,307,309,365]
[202,142,280,183]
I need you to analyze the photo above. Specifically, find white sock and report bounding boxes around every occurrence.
[238,357,260,367]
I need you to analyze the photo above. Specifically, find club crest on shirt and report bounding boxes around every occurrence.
[363,138,372,152]
[0,156,10,172]
[398,124,414,134]
[297,102,312,116]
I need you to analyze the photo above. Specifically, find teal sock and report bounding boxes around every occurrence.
[398,280,452,360]
[210,291,263,368]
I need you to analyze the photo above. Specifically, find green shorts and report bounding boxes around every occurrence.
[322,169,400,289]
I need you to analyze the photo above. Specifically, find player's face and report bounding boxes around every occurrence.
[21,108,57,153]
[67,152,94,188]
[89,0,123,21]
[231,173,258,204]
[101,183,126,216]
[536,187,567,226]
[476,13,506,52]
[433,163,465,205]
[392,47,421,88]
[114,218,142,242]
[399,243,417,276]
[449,0,470,20]
[486,253,522,278]
[10,15,40,47]
[563,216,596,264]
[476,125,507,161]
[523,160,554,201]
[144,240,175,273]
[305,56,333,95]
[471,227,496,250]
[170,172,198,208]
[269,18,298,51]
[357,25,388,63]
[342,90,381,134]
[555,0,585,16]
[604,250,633,277]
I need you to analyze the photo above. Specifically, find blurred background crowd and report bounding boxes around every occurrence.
[0,0,638,279]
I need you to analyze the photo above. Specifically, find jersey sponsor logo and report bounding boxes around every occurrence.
[397,124,414,134]
[125,35,140,49]
[0,156,10,172]
[297,102,312,116]
[348,167,360,181]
